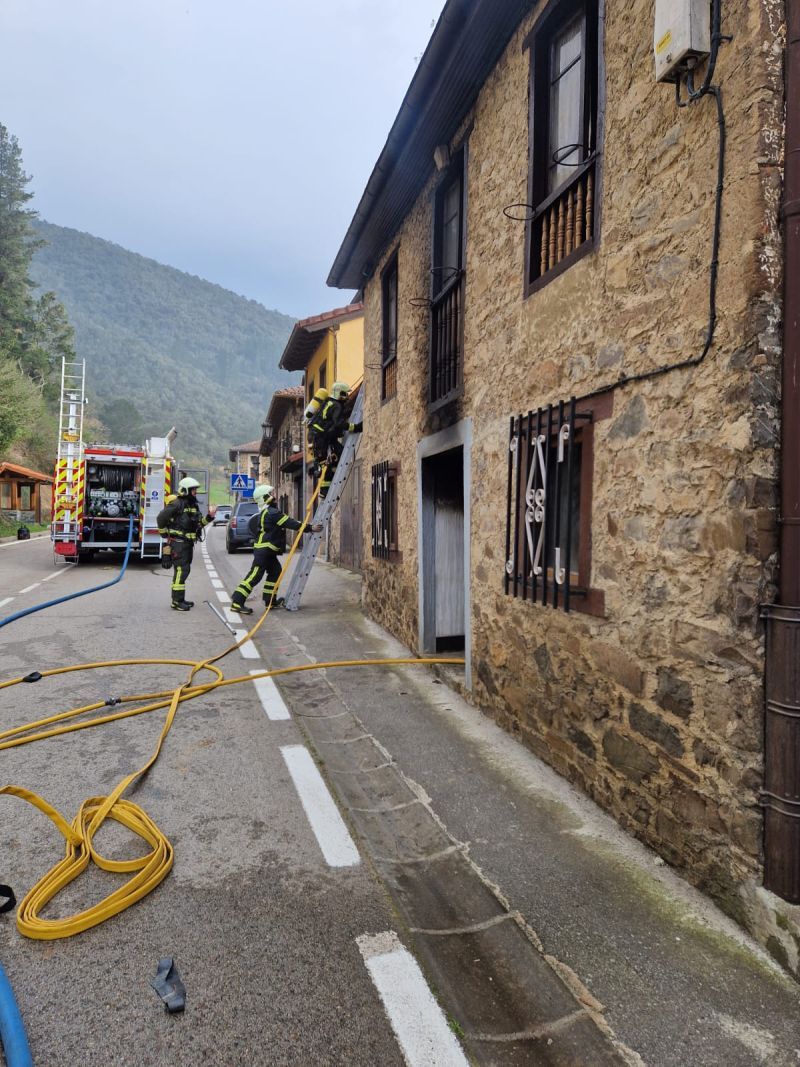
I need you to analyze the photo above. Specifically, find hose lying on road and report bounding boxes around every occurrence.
[0,960,33,1067]
[0,515,135,630]
[0,468,465,941]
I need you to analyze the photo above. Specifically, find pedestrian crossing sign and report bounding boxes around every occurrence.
[230,473,254,493]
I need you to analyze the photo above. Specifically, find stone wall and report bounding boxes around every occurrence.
[358,1,795,966]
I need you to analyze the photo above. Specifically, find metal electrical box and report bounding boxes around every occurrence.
[654,0,710,83]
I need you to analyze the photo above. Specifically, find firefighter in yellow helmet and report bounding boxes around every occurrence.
[308,381,362,498]
[156,476,216,610]
[229,483,322,613]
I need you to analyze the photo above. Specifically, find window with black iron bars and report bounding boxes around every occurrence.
[382,254,398,401]
[371,461,398,559]
[504,398,593,612]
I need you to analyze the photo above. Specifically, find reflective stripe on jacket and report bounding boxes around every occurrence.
[253,503,305,552]
[156,496,210,541]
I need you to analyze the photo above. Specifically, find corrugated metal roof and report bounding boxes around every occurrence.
[328,0,536,290]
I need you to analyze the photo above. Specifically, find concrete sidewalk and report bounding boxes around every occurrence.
[261,559,800,1066]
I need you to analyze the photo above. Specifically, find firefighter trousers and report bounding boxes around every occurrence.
[232,548,282,606]
[171,539,194,603]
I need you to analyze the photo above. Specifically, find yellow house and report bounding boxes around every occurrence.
[277,302,365,570]
[278,303,364,428]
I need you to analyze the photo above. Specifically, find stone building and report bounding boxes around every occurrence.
[227,439,262,483]
[259,386,305,517]
[327,0,800,970]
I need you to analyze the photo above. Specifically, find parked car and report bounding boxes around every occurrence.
[213,504,232,526]
[225,500,259,552]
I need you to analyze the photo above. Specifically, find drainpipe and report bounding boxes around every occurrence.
[763,0,800,903]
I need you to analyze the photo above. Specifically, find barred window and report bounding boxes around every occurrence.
[504,396,609,615]
[382,253,398,401]
[525,0,601,293]
[371,461,399,559]
[430,148,465,406]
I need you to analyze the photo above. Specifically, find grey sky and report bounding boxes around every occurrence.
[1,0,445,318]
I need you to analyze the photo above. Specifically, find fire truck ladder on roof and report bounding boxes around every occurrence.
[283,389,363,612]
[53,358,86,545]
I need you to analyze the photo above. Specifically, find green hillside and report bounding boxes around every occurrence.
[29,220,297,466]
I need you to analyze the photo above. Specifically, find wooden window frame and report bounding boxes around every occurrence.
[381,251,399,403]
[428,145,467,411]
[523,0,604,298]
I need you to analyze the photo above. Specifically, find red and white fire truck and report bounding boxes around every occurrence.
[51,360,207,563]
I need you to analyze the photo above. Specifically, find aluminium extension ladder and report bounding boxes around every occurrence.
[283,389,364,611]
[53,358,87,545]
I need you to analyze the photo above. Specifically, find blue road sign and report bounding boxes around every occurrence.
[230,473,255,497]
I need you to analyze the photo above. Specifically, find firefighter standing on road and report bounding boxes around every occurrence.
[308,381,362,499]
[229,484,322,614]
[157,477,216,611]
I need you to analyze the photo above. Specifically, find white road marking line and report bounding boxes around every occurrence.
[215,590,231,603]
[233,630,260,659]
[41,570,66,582]
[211,578,224,589]
[249,670,291,720]
[357,932,468,1066]
[0,537,48,549]
[281,745,360,867]
[207,570,219,579]
[18,583,41,594]
[0,597,14,609]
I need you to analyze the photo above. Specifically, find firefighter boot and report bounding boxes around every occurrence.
[230,601,254,615]
[171,591,192,611]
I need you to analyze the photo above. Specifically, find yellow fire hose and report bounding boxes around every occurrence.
[1,470,464,940]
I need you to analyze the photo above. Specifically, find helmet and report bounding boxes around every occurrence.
[253,483,274,505]
[331,381,349,401]
[178,476,200,495]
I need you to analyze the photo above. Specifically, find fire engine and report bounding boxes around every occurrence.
[51,359,206,564]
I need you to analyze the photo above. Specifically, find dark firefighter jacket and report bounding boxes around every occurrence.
[156,496,212,542]
[248,503,307,553]
[309,398,362,441]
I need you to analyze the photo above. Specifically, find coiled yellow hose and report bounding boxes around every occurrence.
[1,470,464,939]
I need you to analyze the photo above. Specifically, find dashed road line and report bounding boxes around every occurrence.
[215,590,231,604]
[357,931,468,1066]
[41,570,66,582]
[0,597,14,609]
[281,744,360,867]
[249,670,291,720]
[211,579,224,589]
[18,583,41,594]
[232,629,260,659]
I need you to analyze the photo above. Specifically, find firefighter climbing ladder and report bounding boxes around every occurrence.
[53,358,86,546]
[283,390,364,611]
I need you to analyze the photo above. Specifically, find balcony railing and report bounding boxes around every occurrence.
[531,158,595,284]
[430,271,463,404]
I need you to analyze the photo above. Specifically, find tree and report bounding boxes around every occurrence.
[99,397,145,444]
[0,123,41,364]
[0,124,75,455]
[0,360,39,452]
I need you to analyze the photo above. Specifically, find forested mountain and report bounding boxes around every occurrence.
[29,220,297,466]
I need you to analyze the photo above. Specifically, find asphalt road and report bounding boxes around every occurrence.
[0,533,433,1066]
[3,531,800,1067]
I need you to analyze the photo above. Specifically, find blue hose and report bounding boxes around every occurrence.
[0,961,33,1067]
[0,515,136,630]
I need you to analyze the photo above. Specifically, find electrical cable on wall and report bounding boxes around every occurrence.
[578,0,728,405]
